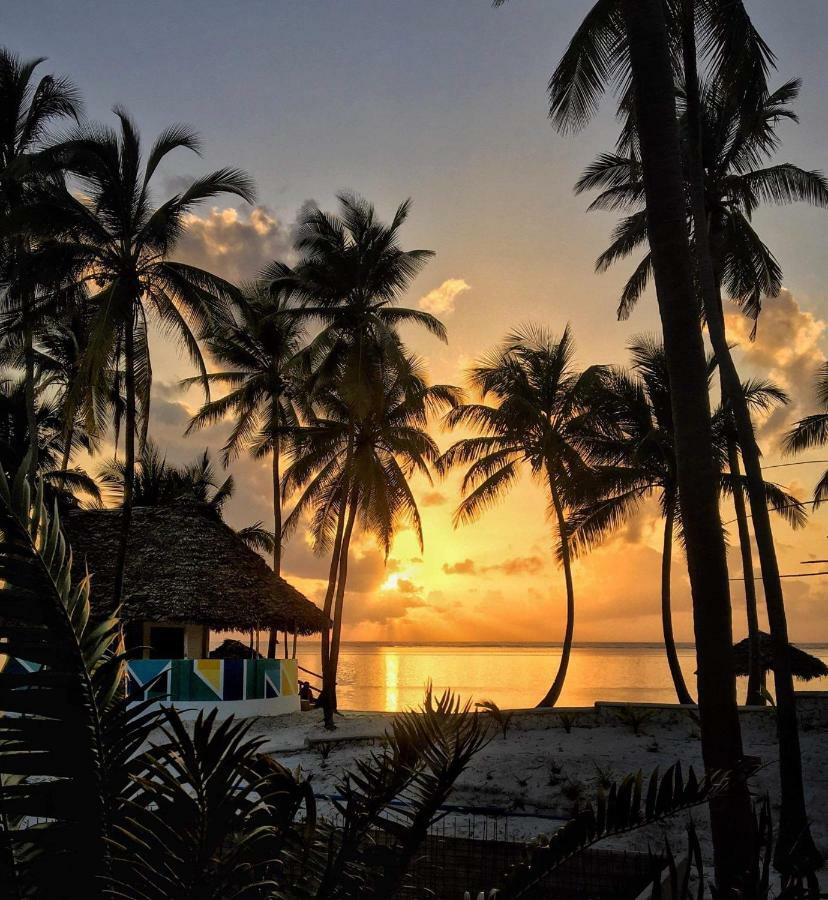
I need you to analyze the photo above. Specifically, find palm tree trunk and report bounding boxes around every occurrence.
[680,2,818,868]
[325,486,359,728]
[267,431,282,659]
[727,440,764,706]
[23,318,38,486]
[621,0,753,889]
[113,321,136,605]
[662,494,694,704]
[536,471,574,708]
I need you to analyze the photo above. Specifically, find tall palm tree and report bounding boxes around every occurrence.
[567,339,804,706]
[579,73,827,866]
[531,0,757,883]
[283,347,459,725]
[28,109,254,603]
[266,193,446,711]
[0,48,81,483]
[437,325,605,707]
[184,284,306,656]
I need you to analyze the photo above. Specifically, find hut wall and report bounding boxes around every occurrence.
[125,657,300,719]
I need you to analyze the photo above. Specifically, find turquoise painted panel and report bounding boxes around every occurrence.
[124,658,299,702]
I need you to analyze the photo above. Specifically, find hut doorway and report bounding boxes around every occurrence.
[149,625,185,659]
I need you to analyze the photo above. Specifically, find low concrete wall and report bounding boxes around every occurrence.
[150,694,300,721]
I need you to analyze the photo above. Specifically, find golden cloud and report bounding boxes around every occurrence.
[418,278,471,316]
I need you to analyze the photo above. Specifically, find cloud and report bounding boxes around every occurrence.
[420,490,448,507]
[343,589,426,625]
[175,205,301,283]
[418,278,471,316]
[483,555,545,576]
[442,558,477,575]
[726,290,827,451]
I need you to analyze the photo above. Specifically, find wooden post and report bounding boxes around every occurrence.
[292,622,298,659]
[283,630,288,658]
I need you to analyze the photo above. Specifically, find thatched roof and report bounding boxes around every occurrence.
[732,632,828,681]
[62,502,327,635]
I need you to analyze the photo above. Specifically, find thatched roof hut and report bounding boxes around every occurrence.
[62,502,327,636]
[732,632,828,681]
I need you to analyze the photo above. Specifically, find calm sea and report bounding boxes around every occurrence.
[293,642,828,712]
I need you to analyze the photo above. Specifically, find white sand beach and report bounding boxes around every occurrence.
[244,696,828,877]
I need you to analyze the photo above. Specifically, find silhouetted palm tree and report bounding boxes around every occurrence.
[0,48,81,482]
[266,193,446,712]
[579,71,827,864]
[284,347,459,725]
[184,284,305,655]
[437,324,605,707]
[567,338,804,705]
[28,109,254,603]
[534,0,759,881]
[0,377,98,508]
[98,440,273,554]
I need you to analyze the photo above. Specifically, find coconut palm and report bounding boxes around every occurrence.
[184,284,306,654]
[266,193,446,708]
[0,377,99,508]
[25,109,254,604]
[0,48,81,482]
[534,0,760,881]
[98,440,276,559]
[579,72,828,866]
[436,324,606,708]
[283,346,460,725]
[567,339,804,706]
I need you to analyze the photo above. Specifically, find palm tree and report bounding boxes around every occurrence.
[567,339,804,706]
[0,48,81,483]
[579,75,827,866]
[98,439,273,553]
[437,324,605,708]
[0,376,99,509]
[184,284,305,656]
[266,193,446,711]
[284,347,459,725]
[28,109,254,604]
[531,0,757,882]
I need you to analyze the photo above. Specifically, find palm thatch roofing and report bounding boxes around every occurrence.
[62,502,327,635]
[732,632,828,681]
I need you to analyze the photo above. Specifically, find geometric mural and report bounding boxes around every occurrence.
[125,657,299,703]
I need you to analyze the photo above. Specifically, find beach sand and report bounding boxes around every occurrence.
[243,696,828,882]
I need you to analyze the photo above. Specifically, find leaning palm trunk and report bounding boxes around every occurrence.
[622,0,754,889]
[537,471,575,707]
[325,486,359,727]
[267,430,282,659]
[726,439,764,706]
[113,321,136,605]
[23,321,38,486]
[661,494,694,705]
[679,2,819,869]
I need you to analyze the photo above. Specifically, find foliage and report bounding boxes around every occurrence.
[0,459,492,898]
[476,699,514,739]
[501,764,728,898]
[613,706,656,736]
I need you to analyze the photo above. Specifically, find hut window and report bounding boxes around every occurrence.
[149,626,185,659]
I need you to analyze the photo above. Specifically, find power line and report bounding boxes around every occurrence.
[722,498,817,527]
[762,459,828,470]
[730,570,828,581]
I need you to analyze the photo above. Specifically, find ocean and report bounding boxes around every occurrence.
[293,641,828,712]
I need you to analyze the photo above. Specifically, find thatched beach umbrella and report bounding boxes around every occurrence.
[732,632,828,682]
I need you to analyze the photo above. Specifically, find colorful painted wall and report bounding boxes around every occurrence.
[126,657,298,704]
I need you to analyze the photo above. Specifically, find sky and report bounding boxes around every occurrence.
[5,1,828,643]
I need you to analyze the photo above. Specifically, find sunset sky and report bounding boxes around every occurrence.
[6,0,828,642]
